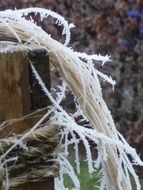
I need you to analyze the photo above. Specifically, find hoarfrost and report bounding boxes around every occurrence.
[0,7,142,190]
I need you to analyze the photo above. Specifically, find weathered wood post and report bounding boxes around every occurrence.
[0,42,57,190]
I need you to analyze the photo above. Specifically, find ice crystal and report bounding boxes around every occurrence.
[0,7,142,190]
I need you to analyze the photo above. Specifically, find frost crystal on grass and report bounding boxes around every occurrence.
[0,7,142,190]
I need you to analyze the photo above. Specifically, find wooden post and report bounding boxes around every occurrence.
[0,42,54,190]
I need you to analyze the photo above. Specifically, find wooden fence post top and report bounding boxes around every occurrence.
[0,42,51,138]
[0,41,56,190]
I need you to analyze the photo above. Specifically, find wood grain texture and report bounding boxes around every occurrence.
[0,43,54,190]
[0,44,51,139]
[0,49,32,138]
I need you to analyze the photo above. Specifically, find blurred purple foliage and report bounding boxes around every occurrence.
[127,9,141,18]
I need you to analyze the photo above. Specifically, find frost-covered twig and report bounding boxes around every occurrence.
[0,7,142,190]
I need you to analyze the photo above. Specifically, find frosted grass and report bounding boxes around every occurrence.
[0,8,142,190]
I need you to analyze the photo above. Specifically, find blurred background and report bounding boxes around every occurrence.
[0,0,143,176]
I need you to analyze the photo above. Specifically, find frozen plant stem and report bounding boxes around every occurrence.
[0,8,142,190]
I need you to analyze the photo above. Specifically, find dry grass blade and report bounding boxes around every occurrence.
[0,8,142,190]
[0,125,60,188]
